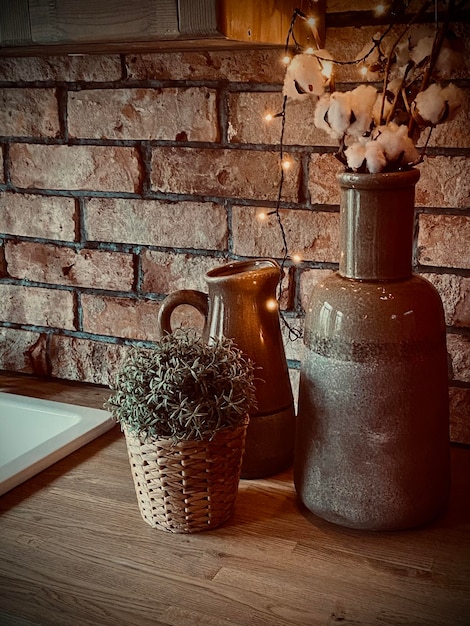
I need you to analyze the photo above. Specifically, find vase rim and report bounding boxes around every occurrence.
[338,168,420,189]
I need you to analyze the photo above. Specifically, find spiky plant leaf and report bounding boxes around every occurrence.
[105,329,257,442]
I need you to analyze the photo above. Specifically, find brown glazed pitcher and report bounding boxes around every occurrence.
[157,258,296,478]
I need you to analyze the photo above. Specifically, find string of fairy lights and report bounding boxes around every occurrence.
[261,2,433,341]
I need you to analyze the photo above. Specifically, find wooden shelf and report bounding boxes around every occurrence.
[0,0,326,56]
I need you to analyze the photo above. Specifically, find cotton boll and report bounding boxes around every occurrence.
[441,83,463,121]
[411,34,464,79]
[434,44,466,79]
[409,25,434,49]
[413,83,462,126]
[396,126,420,165]
[410,36,433,66]
[348,85,377,138]
[413,83,443,125]
[328,91,352,139]
[283,53,325,101]
[409,25,465,79]
[395,39,411,68]
[314,93,333,135]
[313,49,334,81]
[313,92,352,140]
[345,142,366,171]
[283,76,309,101]
[364,141,387,173]
[355,34,385,81]
[386,78,402,97]
[373,123,419,166]
[313,92,352,139]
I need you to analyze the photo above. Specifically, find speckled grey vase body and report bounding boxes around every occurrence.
[294,169,450,530]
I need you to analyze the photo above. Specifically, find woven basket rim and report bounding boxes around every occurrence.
[122,414,249,447]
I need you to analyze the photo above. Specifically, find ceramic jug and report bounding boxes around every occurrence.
[157,258,296,478]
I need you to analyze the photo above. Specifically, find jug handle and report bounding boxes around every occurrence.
[157,289,209,336]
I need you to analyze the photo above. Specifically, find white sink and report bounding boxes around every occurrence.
[0,392,115,496]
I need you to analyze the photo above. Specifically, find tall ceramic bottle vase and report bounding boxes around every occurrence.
[157,258,296,479]
[294,168,450,530]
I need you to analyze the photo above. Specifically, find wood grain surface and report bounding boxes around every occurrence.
[1,373,469,626]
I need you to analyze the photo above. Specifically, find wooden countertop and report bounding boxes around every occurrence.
[1,372,469,626]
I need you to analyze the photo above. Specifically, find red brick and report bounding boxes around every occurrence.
[49,335,130,386]
[9,144,141,193]
[228,88,467,152]
[125,49,286,83]
[81,294,161,341]
[418,214,470,269]
[449,387,470,445]
[85,198,228,250]
[0,192,76,240]
[447,333,470,383]
[422,273,470,327]
[0,88,60,137]
[0,328,44,374]
[150,147,301,202]
[232,205,340,262]
[0,284,75,329]
[81,293,205,340]
[5,241,134,290]
[0,55,122,82]
[228,92,334,147]
[416,157,470,209]
[68,87,218,141]
[308,153,343,205]
[141,251,224,294]
[0,242,6,277]
[325,25,387,83]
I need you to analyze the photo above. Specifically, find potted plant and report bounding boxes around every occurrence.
[105,328,257,533]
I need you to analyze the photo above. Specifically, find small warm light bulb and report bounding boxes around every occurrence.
[281,158,292,171]
[291,254,302,264]
[282,55,291,65]
[359,65,368,77]
[264,113,274,122]
[257,210,268,221]
[305,47,315,55]
[375,4,386,16]
[307,17,316,27]
[266,298,278,311]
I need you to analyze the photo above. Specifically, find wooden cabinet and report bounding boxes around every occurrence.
[0,0,326,56]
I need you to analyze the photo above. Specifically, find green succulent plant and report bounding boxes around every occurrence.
[105,328,257,442]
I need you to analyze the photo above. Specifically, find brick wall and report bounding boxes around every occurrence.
[1,23,469,443]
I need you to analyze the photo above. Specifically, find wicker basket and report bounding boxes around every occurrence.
[123,418,248,533]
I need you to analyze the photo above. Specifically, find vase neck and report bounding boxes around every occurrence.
[338,170,420,281]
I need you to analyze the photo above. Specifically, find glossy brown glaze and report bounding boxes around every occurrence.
[158,258,296,479]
